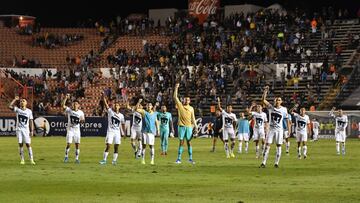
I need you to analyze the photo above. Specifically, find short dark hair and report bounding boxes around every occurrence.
[73,100,80,104]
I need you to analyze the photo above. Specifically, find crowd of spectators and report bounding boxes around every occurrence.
[32,33,84,49]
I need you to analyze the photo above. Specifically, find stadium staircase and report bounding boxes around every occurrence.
[0,27,103,68]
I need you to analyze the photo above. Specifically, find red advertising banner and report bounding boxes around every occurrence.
[188,0,220,24]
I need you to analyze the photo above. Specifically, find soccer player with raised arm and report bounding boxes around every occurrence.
[126,101,143,158]
[260,86,289,168]
[99,96,125,165]
[217,97,238,158]
[135,98,159,165]
[9,96,35,165]
[291,106,311,159]
[173,83,198,164]
[62,94,85,164]
[329,107,348,155]
[247,103,268,158]
[157,104,174,155]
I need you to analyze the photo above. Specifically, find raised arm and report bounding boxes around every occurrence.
[9,96,19,110]
[173,83,181,105]
[62,94,70,110]
[103,94,110,110]
[135,98,143,111]
[217,97,223,112]
[329,107,336,118]
[262,86,270,107]
[289,103,299,115]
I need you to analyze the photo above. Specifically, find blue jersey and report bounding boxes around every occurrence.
[237,118,250,134]
[157,112,172,132]
[283,114,290,131]
[142,111,158,134]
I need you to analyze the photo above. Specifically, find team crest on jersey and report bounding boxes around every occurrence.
[70,115,80,125]
[18,114,28,126]
[225,117,233,125]
[256,118,263,125]
[271,112,282,124]
[161,117,168,125]
[111,116,121,127]
[337,120,346,128]
[297,120,307,129]
[134,115,142,124]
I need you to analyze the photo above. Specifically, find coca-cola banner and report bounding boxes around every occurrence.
[188,0,220,24]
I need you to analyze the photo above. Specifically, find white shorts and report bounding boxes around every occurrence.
[283,130,290,139]
[130,127,142,140]
[237,133,249,141]
[296,132,308,142]
[105,130,121,145]
[66,129,81,144]
[253,128,265,141]
[16,130,31,144]
[335,131,346,142]
[142,132,155,145]
[223,128,236,140]
[266,129,283,145]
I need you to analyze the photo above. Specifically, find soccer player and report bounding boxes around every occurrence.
[135,98,159,165]
[217,97,238,158]
[210,109,224,152]
[312,118,320,141]
[237,112,249,154]
[283,112,292,155]
[247,103,268,158]
[157,104,174,155]
[62,94,85,164]
[260,86,289,168]
[173,83,198,164]
[99,96,125,165]
[291,107,311,159]
[329,107,348,155]
[9,96,35,165]
[126,101,143,158]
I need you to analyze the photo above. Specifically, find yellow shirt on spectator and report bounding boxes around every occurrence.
[175,99,194,127]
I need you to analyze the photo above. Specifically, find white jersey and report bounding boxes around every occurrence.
[334,115,348,132]
[14,107,33,132]
[293,113,310,134]
[251,111,268,130]
[222,110,237,129]
[268,105,288,131]
[132,110,143,130]
[107,108,125,133]
[65,107,85,130]
[312,121,319,130]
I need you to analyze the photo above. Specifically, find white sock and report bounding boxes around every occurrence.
[113,153,118,162]
[65,148,70,158]
[19,147,24,160]
[336,142,340,154]
[103,151,109,161]
[262,146,270,165]
[286,141,290,152]
[245,142,249,153]
[131,142,137,152]
[224,143,229,156]
[341,143,346,154]
[142,148,146,160]
[275,146,282,165]
[303,146,307,156]
[261,144,265,154]
[255,145,259,156]
[75,149,80,160]
[150,147,155,161]
[138,141,143,155]
[230,142,235,153]
[238,142,243,153]
[298,146,301,157]
[28,147,33,160]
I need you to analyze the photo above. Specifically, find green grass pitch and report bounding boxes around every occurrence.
[0,137,359,203]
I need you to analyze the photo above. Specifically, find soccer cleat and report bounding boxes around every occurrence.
[160,152,164,156]
[112,161,117,165]
[150,160,155,165]
[259,163,266,168]
[188,159,196,165]
[255,155,259,159]
[164,152,167,155]
[64,157,69,163]
[336,152,340,155]
[237,150,242,154]
[210,149,215,152]
[304,155,307,159]
[175,159,181,164]
[30,160,36,165]
[226,154,230,159]
[230,152,235,158]
[20,160,25,165]
[274,164,279,168]
[75,159,80,164]
[298,155,302,159]
[141,159,146,165]
[99,160,107,165]
[286,151,290,155]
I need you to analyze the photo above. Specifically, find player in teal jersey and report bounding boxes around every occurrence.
[157,105,174,155]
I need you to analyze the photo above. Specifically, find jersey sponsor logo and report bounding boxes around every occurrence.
[70,116,80,125]
[271,112,282,125]
[297,120,307,129]
[18,114,28,126]
[111,116,121,127]
[337,120,346,128]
